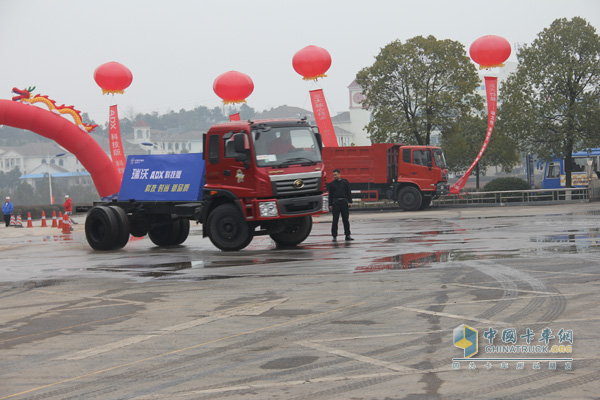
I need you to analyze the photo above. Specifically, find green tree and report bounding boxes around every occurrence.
[356,35,482,145]
[499,17,600,188]
[443,114,519,188]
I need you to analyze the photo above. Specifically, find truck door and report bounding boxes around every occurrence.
[221,133,256,198]
[401,148,436,191]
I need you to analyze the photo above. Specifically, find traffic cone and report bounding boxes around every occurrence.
[51,211,57,228]
[41,211,48,227]
[62,212,71,234]
[58,212,63,229]
[9,215,15,226]
[15,214,23,228]
[26,212,33,228]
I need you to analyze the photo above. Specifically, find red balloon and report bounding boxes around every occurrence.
[292,45,332,81]
[94,62,133,94]
[213,71,254,104]
[469,35,511,69]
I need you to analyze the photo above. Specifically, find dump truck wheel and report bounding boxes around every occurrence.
[173,218,190,245]
[397,186,422,211]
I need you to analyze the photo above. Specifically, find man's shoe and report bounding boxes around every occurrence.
[345,236,354,241]
[332,236,337,242]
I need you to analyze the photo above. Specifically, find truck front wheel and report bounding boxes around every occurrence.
[85,206,119,251]
[207,204,253,251]
[397,187,422,211]
[269,216,312,246]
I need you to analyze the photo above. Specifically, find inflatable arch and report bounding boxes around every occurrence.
[0,99,121,198]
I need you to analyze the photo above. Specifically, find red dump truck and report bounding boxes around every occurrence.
[322,143,449,211]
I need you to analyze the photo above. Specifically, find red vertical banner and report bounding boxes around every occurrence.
[450,76,498,194]
[108,105,127,177]
[229,113,241,121]
[309,89,338,147]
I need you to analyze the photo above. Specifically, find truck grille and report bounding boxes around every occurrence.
[273,177,320,196]
[270,171,322,197]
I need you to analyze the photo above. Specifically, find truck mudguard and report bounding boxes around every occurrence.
[118,153,206,201]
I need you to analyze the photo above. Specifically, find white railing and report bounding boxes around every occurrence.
[433,187,590,206]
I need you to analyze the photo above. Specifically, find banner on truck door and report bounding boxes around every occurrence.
[118,153,206,201]
[109,105,127,177]
[450,76,497,194]
[310,89,338,147]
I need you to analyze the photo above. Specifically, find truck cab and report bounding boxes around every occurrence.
[202,118,328,250]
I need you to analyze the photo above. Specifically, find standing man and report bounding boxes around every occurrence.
[63,195,73,229]
[328,169,354,241]
[2,196,13,227]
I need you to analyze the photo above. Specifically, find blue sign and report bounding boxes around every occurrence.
[118,153,205,201]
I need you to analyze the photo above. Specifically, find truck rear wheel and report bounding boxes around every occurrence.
[419,197,432,210]
[207,204,253,251]
[85,206,119,251]
[397,186,422,211]
[269,216,312,246]
[108,206,130,249]
[174,218,190,245]
[148,217,181,247]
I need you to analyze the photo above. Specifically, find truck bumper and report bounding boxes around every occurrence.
[436,182,450,195]
[253,194,326,220]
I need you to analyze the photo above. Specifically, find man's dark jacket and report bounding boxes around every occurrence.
[328,178,352,204]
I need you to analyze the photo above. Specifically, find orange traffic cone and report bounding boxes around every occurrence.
[41,211,48,227]
[51,211,57,228]
[62,212,71,234]
[58,212,63,229]
[15,214,23,228]
[26,212,33,228]
[9,215,16,226]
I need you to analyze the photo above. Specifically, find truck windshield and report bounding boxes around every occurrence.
[251,126,322,167]
[433,149,447,169]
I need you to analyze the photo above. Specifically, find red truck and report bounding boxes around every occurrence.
[322,143,449,211]
[84,118,328,251]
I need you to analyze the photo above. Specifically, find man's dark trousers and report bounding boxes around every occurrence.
[331,199,350,238]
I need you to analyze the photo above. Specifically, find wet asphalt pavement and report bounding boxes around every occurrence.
[1,202,600,399]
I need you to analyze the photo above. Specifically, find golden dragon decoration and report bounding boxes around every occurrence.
[12,86,97,133]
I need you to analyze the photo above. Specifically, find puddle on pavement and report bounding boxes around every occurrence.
[532,228,600,252]
[93,258,303,280]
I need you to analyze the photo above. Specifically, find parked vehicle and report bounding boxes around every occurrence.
[322,143,449,211]
[84,119,328,251]
[541,148,600,189]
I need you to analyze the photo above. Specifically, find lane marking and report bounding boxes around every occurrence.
[297,340,415,373]
[60,298,289,360]
[394,306,509,326]
[0,301,364,400]
[450,283,558,295]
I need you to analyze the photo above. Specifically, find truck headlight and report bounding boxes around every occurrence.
[322,194,329,212]
[259,201,279,217]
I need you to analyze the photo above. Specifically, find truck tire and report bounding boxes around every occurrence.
[207,204,253,251]
[129,214,149,238]
[85,206,119,251]
[173,218,190,245]
[397,186,422,211]
[108,206,130,249]
[148,217,181,247]
[269,216,312,246]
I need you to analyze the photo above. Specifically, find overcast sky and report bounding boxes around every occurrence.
[1,0,599,126]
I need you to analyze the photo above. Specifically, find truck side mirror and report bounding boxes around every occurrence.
[233,133,250,167]
[233,133,246,153]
